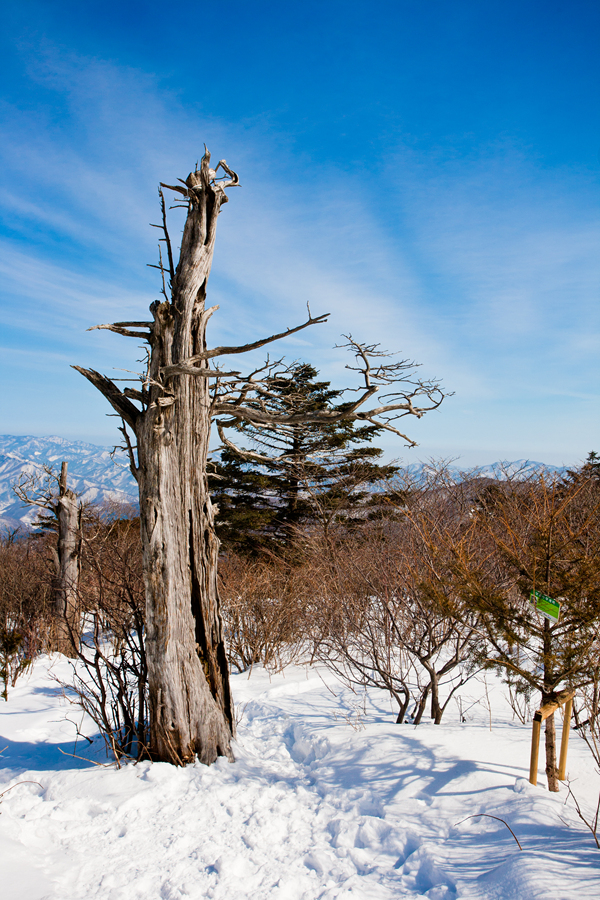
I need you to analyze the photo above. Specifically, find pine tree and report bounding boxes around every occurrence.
[564,451,600,486]
[210,363,398,553]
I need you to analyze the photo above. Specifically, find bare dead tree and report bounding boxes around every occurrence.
[73,149,445,766]
[15,462,82,657]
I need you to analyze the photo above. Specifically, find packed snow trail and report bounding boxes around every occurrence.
[1,657,599,899]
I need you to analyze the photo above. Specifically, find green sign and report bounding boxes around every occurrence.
[530,590,561,623]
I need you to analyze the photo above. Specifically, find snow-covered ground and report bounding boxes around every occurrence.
[1,656,599,899]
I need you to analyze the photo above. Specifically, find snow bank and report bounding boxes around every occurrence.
[1,656,599,899]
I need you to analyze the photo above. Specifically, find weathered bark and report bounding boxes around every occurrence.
[135,365,234,765]
[52,461,82,657]
[76,154,236,764]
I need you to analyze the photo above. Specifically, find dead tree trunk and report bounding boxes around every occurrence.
[74,149,445,766]
[75,155,237,764]
[132,167,236,765]
[53,461,82,657]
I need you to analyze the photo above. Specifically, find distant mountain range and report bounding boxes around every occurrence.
[0,435,138,530]
[0,434,567,531]
[412,459,566,480]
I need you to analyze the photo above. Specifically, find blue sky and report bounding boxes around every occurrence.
[0,0,598,466]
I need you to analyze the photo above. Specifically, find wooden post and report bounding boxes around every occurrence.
[529,689,575,787]
[558,697,573,781]
[529,714,542,785]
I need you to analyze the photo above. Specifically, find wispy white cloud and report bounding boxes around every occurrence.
[0,47,598,461]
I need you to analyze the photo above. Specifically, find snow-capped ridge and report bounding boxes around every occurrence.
[0,434,138,529]
[0,434,569,531]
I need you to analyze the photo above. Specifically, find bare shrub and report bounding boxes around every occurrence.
[0,530,54,697]
[304,469,482,724]
[574,664,600,767]
[218,552,307,672]
[64,508,149,763]
[0,629,33,701]
[571,651,600,842]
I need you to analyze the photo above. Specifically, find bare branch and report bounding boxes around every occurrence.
[14,466,60,513]
[162,306,330,376]
[117,422,140,483]
[107,321,154,327]
[123,387,146,403]
[71,367,140,431]
[160,181,188,197]
[215,421,302,466]
[158,187,175,282]
[454,814,523,850]
[213,385,439,431]
[213,400,360,428]
[87,323,152,341]
[216,422,279,465]
[212,159,240,188]
[358,392,445,419]
[211,337,445,448]
[353,416,418,446]
[157,244,168,301]
[164,367,243,379]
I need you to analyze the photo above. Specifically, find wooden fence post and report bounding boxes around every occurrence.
[529,714,542,786]
[558,697,573,781]
[529,689,575,787]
